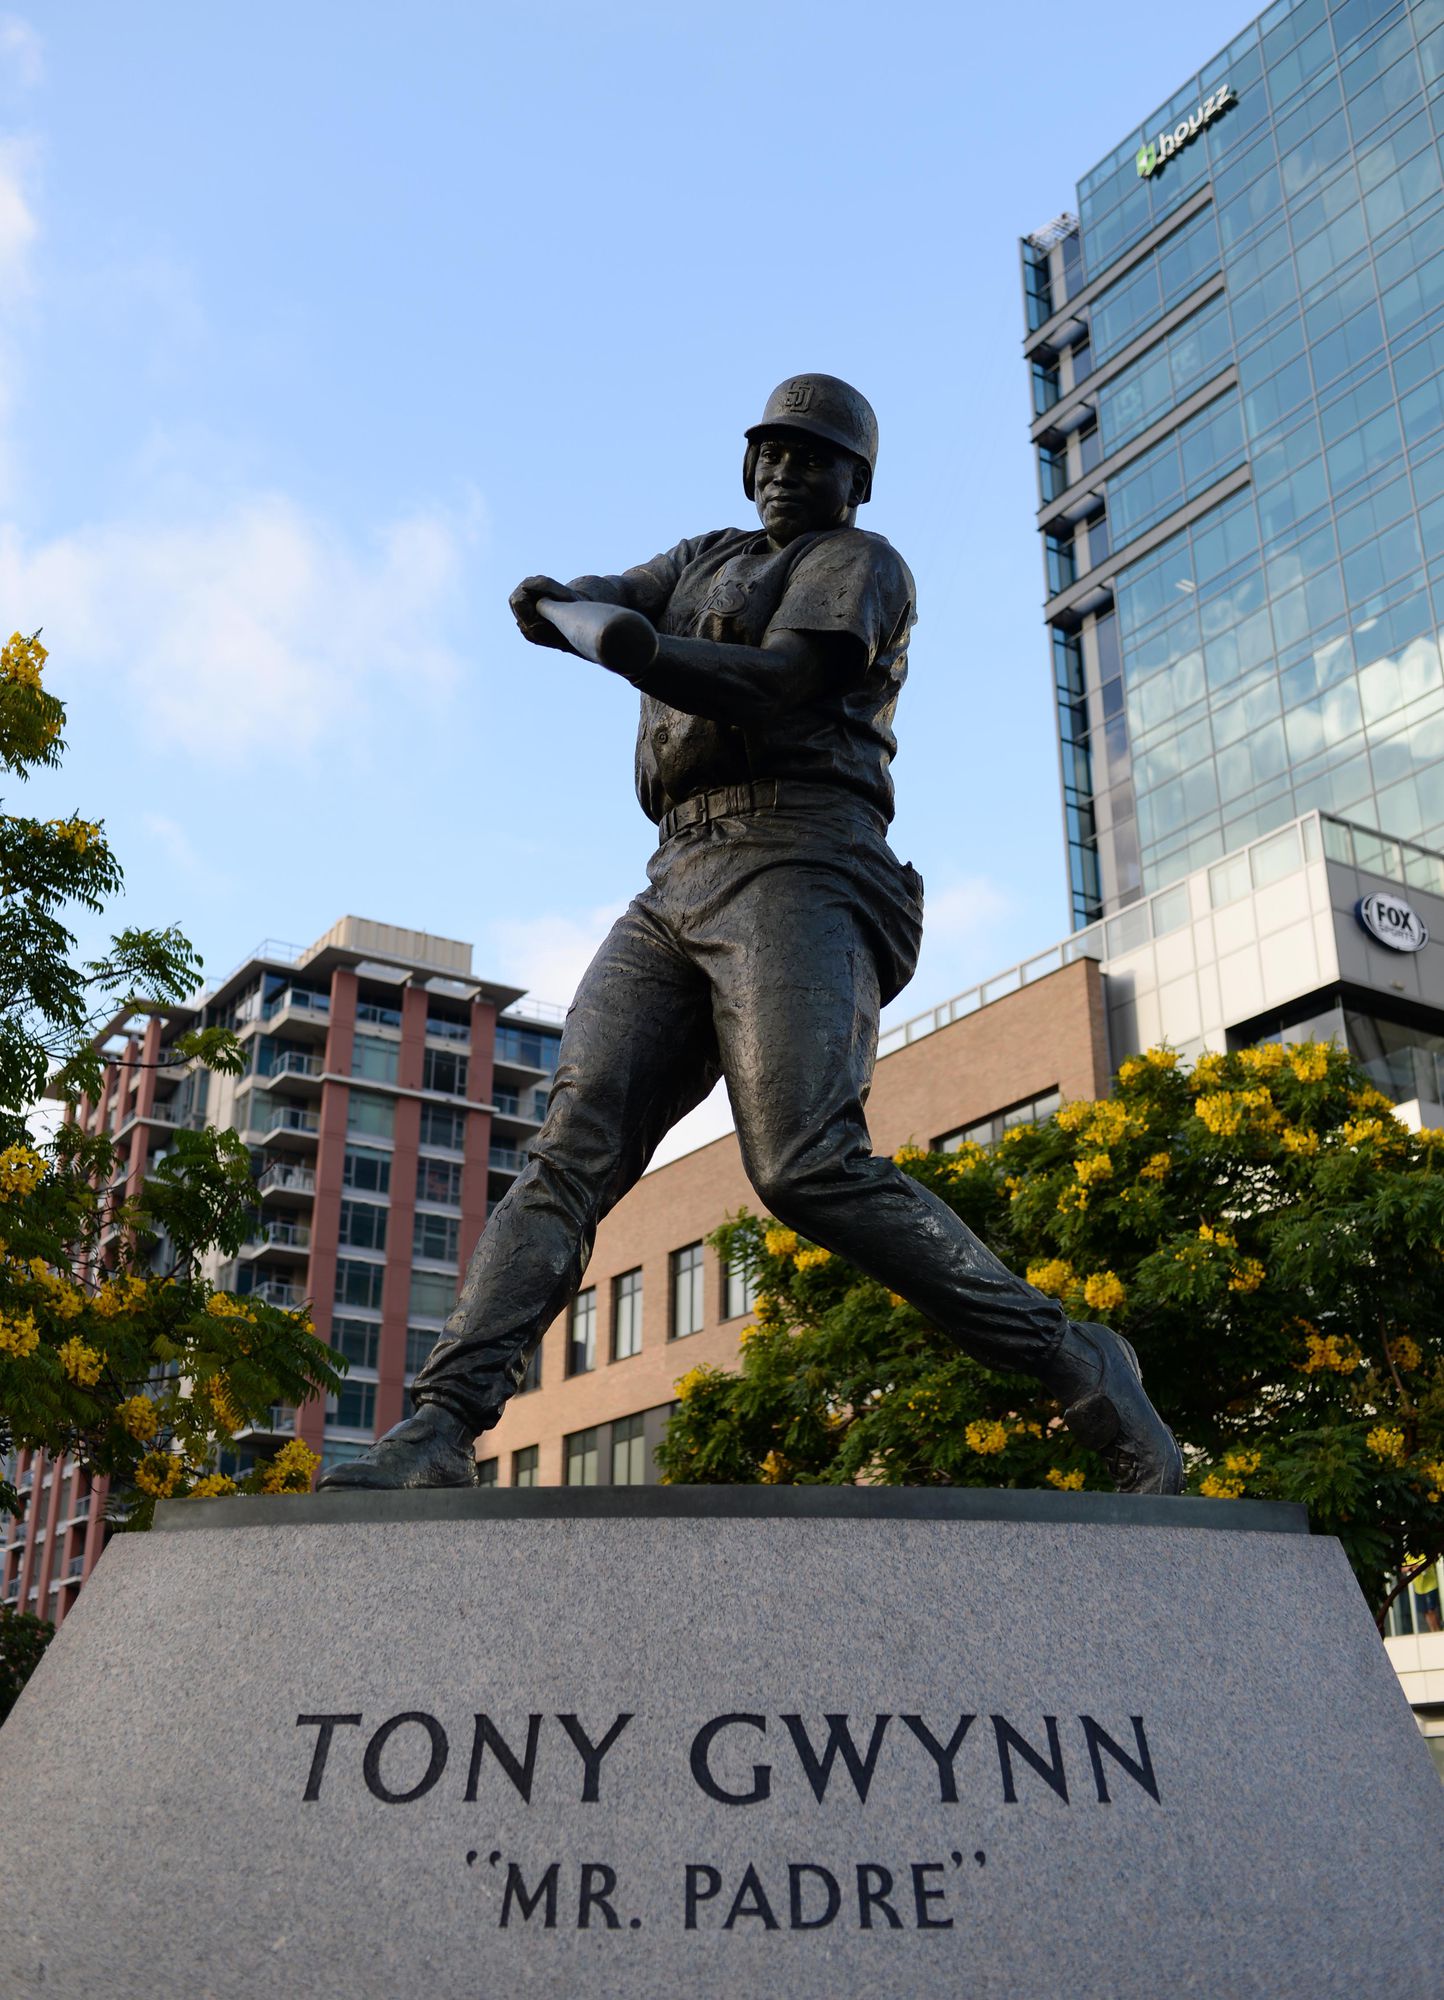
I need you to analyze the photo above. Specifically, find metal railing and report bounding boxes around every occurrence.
[250,1221,311,1253]
[264,1107,320,1137]
[248,1280,307,1310]
[259,1051,324,1082]
[257,1163,317,1198]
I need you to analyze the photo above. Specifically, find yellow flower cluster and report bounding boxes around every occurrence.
[892,1145,928,1167]
[57,1336,104,1386]
[1289,1044,1330,1083]
[1080,1100,1146,1148]
[117,1394,160,1441]
[886,1290,908,1309]
[1341,1115,1403,1150]
[0,1144,46,1202]
[941,1141,988,1178]
[1057,1182,1089,1215]
[1198,1221,1237,1248]
[261,1438,321,1493]
[965,1418,1009,1456]
[1055,1100,1094,1133]
[794,1246,831,1272]
[1026,1258,1075,1299]
[1083,1270,1126,1314]
[1,627,47,692]
[1139,1151,1171,1181]
[133,1451,182,1499]
[1200,1472,1244,1499]
[1191,1051,1228,1088]
[1046,1467,1086,1491]
[1144,1047,1179,1071]
[752,1292,788,1330]
[189,1473,239,1499]
[1390,1335,1424,1372]
[92,1274,149,1319]
[27,1258,83,1317]
[203,1377,242,1433]
[1074,1153,1112,1187]
[674,1366,709,1401]
[0,1309,39,1358]
[42,816,103,855]
[206,1291,258,1323]
[1298,1330,1361,1374]
[1229,1258,1266,1294]
[1422,1460,1444,1502]
[1280,1126,1320,1156]
[1238,1044,1288,1077]
[1223,1449,1261,1475]
[1195,1088,1278,1138]
[758,1449,786,1484]
[1367,1425,1406,1466]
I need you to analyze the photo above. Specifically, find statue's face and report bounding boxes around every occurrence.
[752,430,867,547]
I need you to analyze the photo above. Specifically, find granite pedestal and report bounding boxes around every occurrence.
[2,1486,1441,1999]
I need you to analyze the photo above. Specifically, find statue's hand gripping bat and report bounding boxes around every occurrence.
[537,598,659,677]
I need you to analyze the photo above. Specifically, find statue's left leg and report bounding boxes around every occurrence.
[710,864,1182,1496]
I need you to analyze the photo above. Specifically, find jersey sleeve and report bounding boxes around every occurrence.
[763,533,916,675]
[569,532,736,623]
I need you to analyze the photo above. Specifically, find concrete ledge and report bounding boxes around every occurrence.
[153,1483,1310,1534]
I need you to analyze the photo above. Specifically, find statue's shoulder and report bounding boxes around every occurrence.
[807,526,917,602]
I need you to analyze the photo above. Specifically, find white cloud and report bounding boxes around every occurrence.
[0,494,478,759]
[882,872,1015,1029]
[488,900,627,1012]
[0,17,41,89]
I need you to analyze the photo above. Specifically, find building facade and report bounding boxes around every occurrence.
[1023,0,1444,929]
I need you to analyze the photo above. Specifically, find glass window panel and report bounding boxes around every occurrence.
[670,1242,705,1339]
[413,1210,460,1264]
[613,1268,644,1358]
[347,1091,395,1140]
[343,1146,391,1194]
[338,1199,387,1253]
[567,1287,597,1376]
[611,1413,646,1487]
[512,1445,538,1487]
[565,1428,599,1486]
[409,1268,455,1318]
[352,1035,399,1085]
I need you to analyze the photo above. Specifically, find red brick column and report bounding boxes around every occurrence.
[299,968,358,1458]
[377,987,428,1432]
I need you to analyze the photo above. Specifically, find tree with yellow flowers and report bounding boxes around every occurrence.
[0,629,343,1536]
[659,1040,1444,1622]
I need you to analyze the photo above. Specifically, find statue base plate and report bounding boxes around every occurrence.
[2,1486,1441,1998]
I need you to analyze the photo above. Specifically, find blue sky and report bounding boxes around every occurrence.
[6,3,1238,1152]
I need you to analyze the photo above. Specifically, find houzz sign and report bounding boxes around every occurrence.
[1136,83,1235,178]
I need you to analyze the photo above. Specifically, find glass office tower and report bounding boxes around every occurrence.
[1023,0,1444,927]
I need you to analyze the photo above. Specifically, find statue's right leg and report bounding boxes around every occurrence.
[317,898,719,1489]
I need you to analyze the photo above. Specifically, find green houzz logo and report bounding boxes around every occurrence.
[1137,82,1235,178]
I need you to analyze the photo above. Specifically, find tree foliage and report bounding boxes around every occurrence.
[0,631,342,1527]
[658,1040,1444,1617]
[0,1600,53,1725]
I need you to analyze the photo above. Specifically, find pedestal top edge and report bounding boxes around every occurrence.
[151,1485,1310,1535]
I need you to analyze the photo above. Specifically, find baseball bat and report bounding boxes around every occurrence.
[537,597,659,676]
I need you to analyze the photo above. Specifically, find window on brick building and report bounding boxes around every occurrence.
[512,1445,538,1487]
[670,1242,705,1339]
[935,1086,1061,1153]
[611,1412,646,1485]
[613,1267,643,1359]
[565,1427,599,1485]
[568,1287,597,1375]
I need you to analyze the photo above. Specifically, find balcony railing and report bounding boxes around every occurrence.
[258,1051,324,1083]
[66,1556,84,1579]
[262,987,331,1023]
[248,1280,307,1310]
[489,1144,528,1173]
[257,1163,317,1199]
[249,1221,312,1253]
[264,1107,320,1138]
[492,1089,548,1122]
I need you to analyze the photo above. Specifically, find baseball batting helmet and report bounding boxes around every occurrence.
[743,374,878,503]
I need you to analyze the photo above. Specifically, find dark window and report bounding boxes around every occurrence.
[406,1327,436,1375]
[936,1087,1062,1153]
[419,1103,467,1149]
[409,1269,454,1318]
[477,1456,499,1487]
[723,1258,758,1321]
[512,1445,538,1487]
[413,1210,460,1264]
[494,1024,562,1071]
[417,1156,463,1206]
[670,1243,705,1339]
[611,1412,646,1486]
[520,1344,542,1393]
[565,1427,599,1486]
[423,1047,468,1097]
[343,1146,391,1195]
[568,1287,597,1375]
[328,1381,376,1431]
[338,1199,387,1252]
[612,1268,643,1359]
[335,1259,385,1311]
[332,1317,379,1371]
